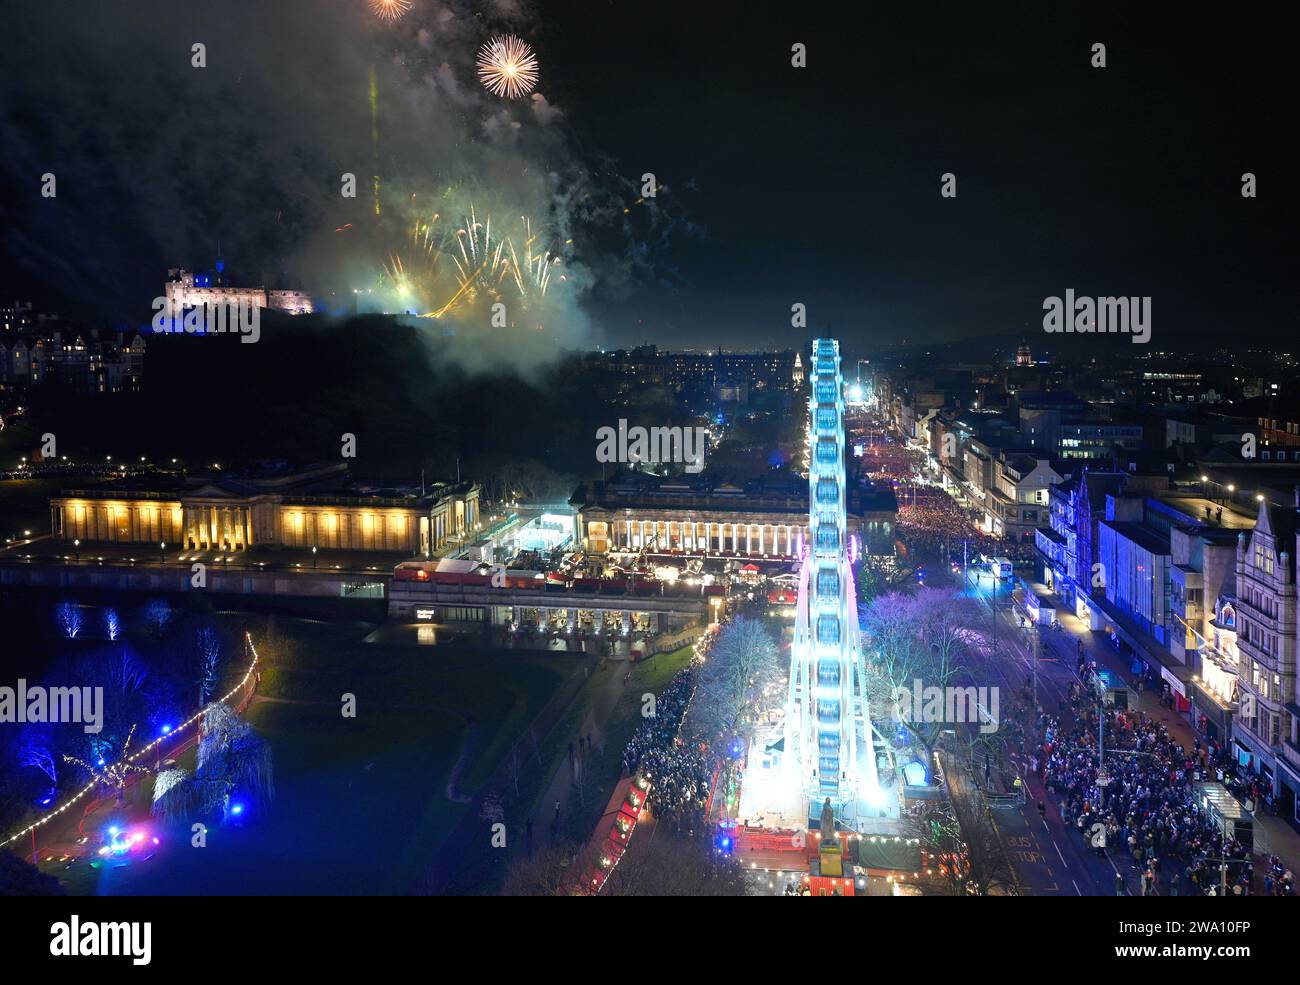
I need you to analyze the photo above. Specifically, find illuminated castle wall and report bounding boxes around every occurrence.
[785,339,878,804]
[165,268,313,315]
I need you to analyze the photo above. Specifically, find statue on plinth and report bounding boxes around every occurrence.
[818,796,843,875]
[820,797,835,835]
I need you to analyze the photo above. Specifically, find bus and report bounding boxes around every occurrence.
[989,557,1014,579]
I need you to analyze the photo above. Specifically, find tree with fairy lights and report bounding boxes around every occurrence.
[63,724,150,806]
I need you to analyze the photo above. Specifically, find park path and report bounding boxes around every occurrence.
[444,717,480,804]
[529,659,633,842]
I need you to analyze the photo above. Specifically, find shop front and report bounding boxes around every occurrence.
[1189,652,1238,740]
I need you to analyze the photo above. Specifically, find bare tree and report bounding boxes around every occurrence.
[55,602,83,639]
[505,744,523,799]
[601,832,749,896]
[860,588,990,771]
[499,839,583,896]
[690,615,782,754]
[195,627,222,706]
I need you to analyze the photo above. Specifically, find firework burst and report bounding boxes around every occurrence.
[476,35,539,99]
[380,206,561,320]
[369,0,412,22]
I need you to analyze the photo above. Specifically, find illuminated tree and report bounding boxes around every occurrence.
[63,724,149,806]
[55,602,83,639]
[195,627,222,706]
[151,703,273,825]
[690,615,781,755]
[142,598,173,638]
[103,608,121,641]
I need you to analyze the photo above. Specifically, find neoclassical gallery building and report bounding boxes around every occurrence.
[50,462,480,557]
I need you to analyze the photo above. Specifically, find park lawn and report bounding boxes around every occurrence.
[558,645,695,842]
[42,622,572,895]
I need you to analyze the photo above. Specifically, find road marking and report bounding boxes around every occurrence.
[1072,879,1082,895]
[1053,840,1067,866]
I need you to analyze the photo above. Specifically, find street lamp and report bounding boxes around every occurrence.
[74,538,80,561]
[312,545,318,569]
[1226,484,1235,506]
[160,541,166,564]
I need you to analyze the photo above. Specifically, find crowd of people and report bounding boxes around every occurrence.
[1036,704,1260,895]
[632,742,713,834]
[621,667,695,776]
[897,501,996,559]
[619,668,713,833]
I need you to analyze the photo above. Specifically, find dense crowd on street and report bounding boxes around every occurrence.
[619,667,712,832]
[621,667,695,775]
[1035,700,1270,895]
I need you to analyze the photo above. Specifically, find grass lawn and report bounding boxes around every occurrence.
[39,618,575,895]
[434,645,696,894]
[556,645,695,842]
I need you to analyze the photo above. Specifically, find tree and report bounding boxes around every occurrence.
[55,602,83,639]
[856,557,888,604]
[690,616,782,755]
[499,840,582,897]
[860,588,991,772]
[64,724,149,806]
[103,608,121,642]
[504,744,524,799]
[195,627,222,706]
[600,832,749,896]
[142,599,173,639]
[946,786,1018,896]
[19,734,58,789]
[152,703,273,825]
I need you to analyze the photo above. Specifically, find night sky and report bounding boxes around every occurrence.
[1,1,1294,352]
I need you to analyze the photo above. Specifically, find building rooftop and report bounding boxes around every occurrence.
[1101,519,1172,556]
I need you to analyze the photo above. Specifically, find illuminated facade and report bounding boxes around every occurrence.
[165,268,313,315]
[1230,500,1297,800]
[785,339,878,807]
[572,475,872,558]
[51,465,479,556]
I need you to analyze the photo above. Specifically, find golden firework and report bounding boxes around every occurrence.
[369,0,412,22]
[476,35,540,99]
